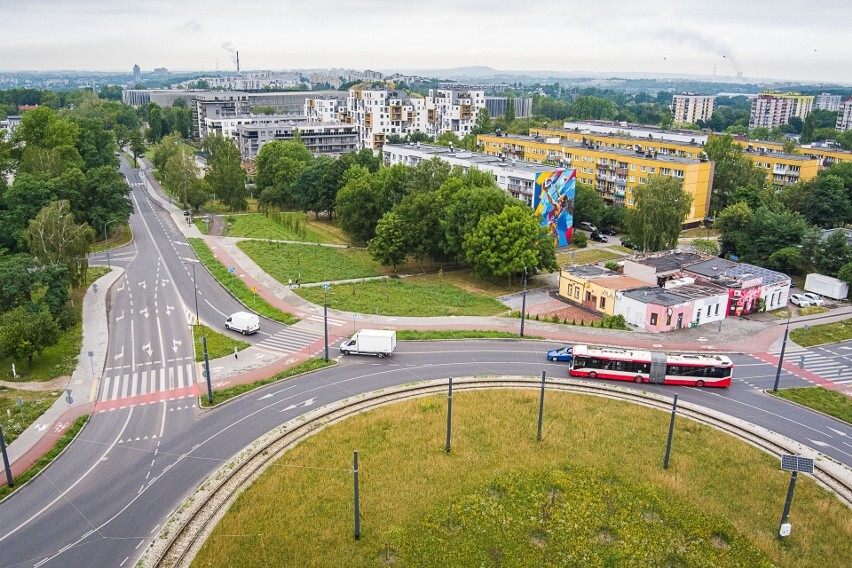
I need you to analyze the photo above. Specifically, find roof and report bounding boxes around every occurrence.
[562,265,611,279]
[384,143,547,174]
[666,281,728,300]
[821,228,852,246]
[588,275,648,291]
[632,252,708,274]
[496,133,702,165]
[683,258,740,279]
[622,286,691,307]
[685,258,789,287]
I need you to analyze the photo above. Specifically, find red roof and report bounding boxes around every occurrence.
[18,105,38,111]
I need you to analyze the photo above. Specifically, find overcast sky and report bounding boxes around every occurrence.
[1,0,849,83]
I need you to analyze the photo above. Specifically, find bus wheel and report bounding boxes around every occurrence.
[588,371,598,380]
[695,380,705,388]
[634,375,643,383]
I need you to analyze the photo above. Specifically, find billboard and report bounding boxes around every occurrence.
[533,169,576,248]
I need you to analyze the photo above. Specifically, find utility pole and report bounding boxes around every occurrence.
[772,318,791,393]
[520,267,528,337]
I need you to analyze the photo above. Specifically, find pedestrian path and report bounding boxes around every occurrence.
[776,345,852,386]
[255,328,323,356]
[304,314,347,327]
[99,362,196,402]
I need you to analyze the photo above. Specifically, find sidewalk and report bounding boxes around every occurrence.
[7,267,124,477]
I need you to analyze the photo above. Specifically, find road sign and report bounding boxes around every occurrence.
[228,267,235,273]
[781,454,814,474]
[88,351,94,358]
[322,283,330,291]
[251,286,256,292]
[16,398,22,407]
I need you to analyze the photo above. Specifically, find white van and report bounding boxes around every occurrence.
[225,311,260,335]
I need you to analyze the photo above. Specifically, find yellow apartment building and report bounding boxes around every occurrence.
[479,132,714,225]
[733,139,849,169]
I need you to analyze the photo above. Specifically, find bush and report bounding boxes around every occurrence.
[605,261,620,272]
[572,231,588,248]
[602,314,628,330]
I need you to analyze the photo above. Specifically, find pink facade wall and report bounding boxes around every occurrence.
[644,302,694,332]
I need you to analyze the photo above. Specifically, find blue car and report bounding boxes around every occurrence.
[547,346,573,362]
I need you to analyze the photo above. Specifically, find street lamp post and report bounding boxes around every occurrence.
[520,267,528,337]
[322,283,330,362]
[772,317,792,393]
[103,219,118,269]
[704,215,714,241]
[184,261,200,326]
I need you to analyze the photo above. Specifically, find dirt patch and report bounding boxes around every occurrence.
[0,376,70,391]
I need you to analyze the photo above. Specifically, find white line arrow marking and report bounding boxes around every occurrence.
[281,397,317,412]
[258,393,273,400]
[114,347,124,361]
[172,339,182,353]
[213,366,224,373]
[161,279,169,287]
[34,423,48,432]
[116,311,125,321]
[808,439,830,447]
[138,280,146,289]
[166,305,174,316]
[828,427,848,437]
[139,307,149,319]
[142,343,153,357]
[117,282,126,292]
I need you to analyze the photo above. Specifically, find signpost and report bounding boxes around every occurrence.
[322,283,330,362]
[88,350,95,374]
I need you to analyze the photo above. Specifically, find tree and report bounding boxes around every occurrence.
[473,108,492,135]
[129,129,146,167]
[768,247,804,273]
[690,238,720,257]
[601,204,627,230]
[73,116,117,170]
[163,147,199,209]
[26,200,95,288]
[504,97,515,123]
[113,124,130,151]
[335,166,384,243]
[800,113,815,144]
[798,174,852,229]
[146,103,163,143]
[151,134,182,171]
[441,184,511,261]
[0,305,61,367]
[782,138,798,155]
[626,176,693,252]
[173,105,192,139]
[705,134,766,212]
[368,212,407,271]
[837,262,852,290]
[463,205,540,283]
[813,229,851,276]
[573,183,605,227]
[436,131,461,147]
[394,190,446,269]
[205,137,247,211]
[82,166,133,232]
[0,252,35,313]
[255,140,313,207]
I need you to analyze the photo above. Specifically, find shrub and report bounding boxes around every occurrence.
[605,261,620,272]
[572,231,588,248]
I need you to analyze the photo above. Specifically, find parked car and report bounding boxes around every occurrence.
[590,231,609,243]
[789,294,812,307]
[620,238,640,250]
[601,227,617,236]
[547,346,573,362]
[578,221,597,232]
[801,293,825,306]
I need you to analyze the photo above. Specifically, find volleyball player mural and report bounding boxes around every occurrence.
[533,169,576,247]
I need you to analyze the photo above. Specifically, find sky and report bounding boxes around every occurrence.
[1,0,850,84]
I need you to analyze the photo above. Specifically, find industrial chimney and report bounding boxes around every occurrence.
[236,51,240,75]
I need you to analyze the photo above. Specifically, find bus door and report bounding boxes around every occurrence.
[648,352,667,384]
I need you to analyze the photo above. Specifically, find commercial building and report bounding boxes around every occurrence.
[203,114,312,139]
[478,132,714,226]
[816,93,842,112]
[383,142,553,205]
[684,258,790,317]
[671,93,715,125]
[749,91,814,129]
[484,96,532,118]
[614,287,694,332]
[236,121,357,159]
[838,97,852,132]
[558,266,646,316]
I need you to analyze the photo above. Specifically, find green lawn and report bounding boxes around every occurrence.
[0,389,60,446]
[187,238,299,325]
[0,266,111,382]
[91,224,132,253]
[194,389,851,567]
[296,278,508,317]
[771,387,852,424]
[610,245,635,254]
[201,358,334,406]
[681,227,720,239]
[203,199,260,214]
[237,240,379,284]
[225,213,339,244]
[790,319,852,347]
[193,325,250,362]
[193,217,210,235]
[557,248,622,265]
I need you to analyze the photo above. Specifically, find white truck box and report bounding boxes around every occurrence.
[340,329,396,357]
[804,273,848,300]
[225,311,261,335]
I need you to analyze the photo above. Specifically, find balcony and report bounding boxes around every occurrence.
[615,189,626,197]
[615,167,628,175]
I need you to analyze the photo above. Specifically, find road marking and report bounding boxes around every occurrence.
[114,346,124,361]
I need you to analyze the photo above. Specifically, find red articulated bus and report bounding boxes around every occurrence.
[568,345,733,387]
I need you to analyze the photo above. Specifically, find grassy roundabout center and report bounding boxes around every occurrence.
[192,389,851,567]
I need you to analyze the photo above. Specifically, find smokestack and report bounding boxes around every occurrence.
[236,51,240,75]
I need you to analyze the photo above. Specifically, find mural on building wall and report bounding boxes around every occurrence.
[727,286,761,317]
[533,169,576,247]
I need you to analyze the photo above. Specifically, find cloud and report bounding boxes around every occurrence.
[180,19,202,33]
[654,27,741,72]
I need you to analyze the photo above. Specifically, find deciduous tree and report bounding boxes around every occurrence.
[626,176,693,252]
[26,200,95,288]
[463,205,540,283]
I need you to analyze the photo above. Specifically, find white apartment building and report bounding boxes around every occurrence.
[749,91,814,129]
[304,97,346,123]
[837,98,852,132]
[816,93,842,111]
[203,114,312,139]
[425,89,486,139]
[347,86,427,150]
[670,93,715,125]
[236,122,357,159]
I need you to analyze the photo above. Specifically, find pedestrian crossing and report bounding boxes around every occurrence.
[306,314,346,327]
[773,346,852,386]
[100,363,196,402]
[255,328,322,355]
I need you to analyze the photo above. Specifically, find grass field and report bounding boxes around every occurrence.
[187,238,299,325]
[0,266,111,382]
[611,245,635,254]
[91,224,132,253]
[681,227,720,239]
[224,213,340,244]
[193,217,210,235]
[237,240,379,284]
[798,306,829,316]
[296,277,508,317]
[0,389,61,446]
[192,325,250,362]
[771,387,852,424]
[203,198,260,214]
[557,248,622,265]
[0,415,88,500]
[194,389,851,567]
[790,318,852,347]
[201,358,334,406]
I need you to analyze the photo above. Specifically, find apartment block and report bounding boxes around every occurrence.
[816,93,842,112]
[733,138,846,170]
[425,89,486,140]
[749,91,814,129]
[347,86,427,150]
[236,121,357,159]
[671,93,715,125]
[478,132,714,226]
[304,97,347,123]
[838,97,852,132]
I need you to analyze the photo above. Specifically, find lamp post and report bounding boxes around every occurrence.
[703,215,714,241]
[772,316,791,393]
[184,261,200,326]
[103,219,118,268]
[322,283,330,362]
[520,267,528,337]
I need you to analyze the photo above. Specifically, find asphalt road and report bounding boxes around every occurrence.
[0,162,850,567]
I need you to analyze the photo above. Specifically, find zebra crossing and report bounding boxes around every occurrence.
[255,328,322,355]
[99,363,196,402]
[305,314,346,327]
[773,345,852,386]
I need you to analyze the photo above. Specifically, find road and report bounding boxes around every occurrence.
[0,161,849,567]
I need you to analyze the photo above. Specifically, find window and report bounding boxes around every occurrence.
[585,292,591,302]
[575,288,580,299]
[649,167,656,174]
[696,309,701,322]
[627,198,633,205]
[630,176,635,182]
[640,166,646,172]
[600,296,606,309]
[650,313,658,325]
[714,303,720,316]
[666,312,672,326]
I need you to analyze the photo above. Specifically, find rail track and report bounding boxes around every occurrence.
[149,376,852,567]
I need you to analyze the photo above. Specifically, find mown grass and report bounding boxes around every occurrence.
[187,238,299,325]
[203,199,260,214]
[194,390,851,567]
[192,325,250,362]
[0,389,60,446]
[91,224,132,253]
[296,278,508,317]
[0,415,89,500]
[0,266,111,382]
[798,306,829,316]
[193,217,210,235]
[681,227,720,239]
[771,387,852,424]
[557,248,622,265]
[790,318,852,347]
[611,245,635,254]
[237,240,379,284]
[224,213,338,244]
[200,358,334,406]
[396,330,530,340]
